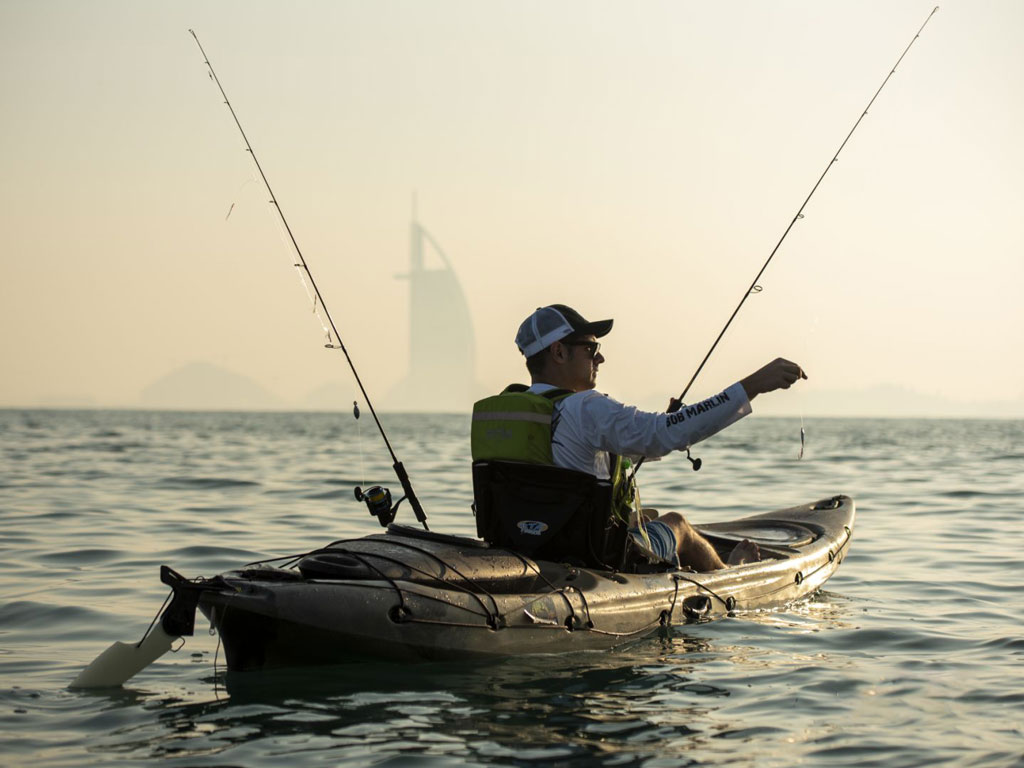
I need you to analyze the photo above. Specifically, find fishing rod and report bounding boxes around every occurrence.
[189,29,428,531]
[633,6,939,479]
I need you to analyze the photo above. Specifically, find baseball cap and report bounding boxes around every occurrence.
[514,304,614,358]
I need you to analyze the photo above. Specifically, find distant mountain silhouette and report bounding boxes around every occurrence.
[35,393,98,407]
[140,362,284,411]
[301,380,355,411]
[753,383,1024,418]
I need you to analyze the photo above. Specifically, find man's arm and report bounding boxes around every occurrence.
[575,383,752,459]
[573,357,806,460]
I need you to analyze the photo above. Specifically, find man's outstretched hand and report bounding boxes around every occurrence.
[740,358,807,400]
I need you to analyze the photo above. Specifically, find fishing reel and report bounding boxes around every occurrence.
[667,398,702,471]
[684,448,702,472]
[354,485,406,528]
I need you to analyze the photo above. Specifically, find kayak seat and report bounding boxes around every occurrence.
[472,460,630,570]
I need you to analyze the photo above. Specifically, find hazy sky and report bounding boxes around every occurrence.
[2,1,1021,414]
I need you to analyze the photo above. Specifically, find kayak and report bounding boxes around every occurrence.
[193,495,854,671]
[70,494,853,686]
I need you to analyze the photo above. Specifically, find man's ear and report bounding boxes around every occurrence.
[548,342,567,364]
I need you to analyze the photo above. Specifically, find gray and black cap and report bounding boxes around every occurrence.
[514,304,613,358]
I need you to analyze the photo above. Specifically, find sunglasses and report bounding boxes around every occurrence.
[561,340,601,358]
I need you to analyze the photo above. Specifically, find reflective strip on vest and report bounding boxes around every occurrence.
[472,411,551,425]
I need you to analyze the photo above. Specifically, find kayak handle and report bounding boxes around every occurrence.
[158,566,205,638]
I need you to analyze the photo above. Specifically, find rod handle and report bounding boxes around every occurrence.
[393,461,429,530]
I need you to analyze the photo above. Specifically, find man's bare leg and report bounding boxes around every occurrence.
[655,512,726,571]
[656,512,761,571]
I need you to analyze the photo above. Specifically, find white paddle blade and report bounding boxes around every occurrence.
[70,624,177,689]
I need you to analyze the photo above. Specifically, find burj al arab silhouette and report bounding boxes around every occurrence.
[390,199,480,412]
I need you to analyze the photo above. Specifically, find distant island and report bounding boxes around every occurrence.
[139,362,284,411]
[639,382,1024,420]
[748,382,1024,419]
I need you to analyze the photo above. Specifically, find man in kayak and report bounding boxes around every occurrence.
[487,304,807,570]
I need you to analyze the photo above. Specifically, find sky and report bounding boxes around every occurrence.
[1,0,1022,416]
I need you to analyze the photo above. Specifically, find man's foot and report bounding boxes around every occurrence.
[727,539,761,566]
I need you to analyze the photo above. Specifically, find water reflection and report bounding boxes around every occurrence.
[215,645,720,766]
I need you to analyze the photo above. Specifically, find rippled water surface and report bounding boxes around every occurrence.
[1,410,1021,767]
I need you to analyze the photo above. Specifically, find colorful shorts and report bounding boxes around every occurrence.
[628,519,677,562]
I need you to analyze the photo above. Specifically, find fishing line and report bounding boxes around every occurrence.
[794,301,822,459]
[263,198,335,347]
[633,6,939,481]
[353,400,366,487]
[189,30,428,530]
[224,175,258,221]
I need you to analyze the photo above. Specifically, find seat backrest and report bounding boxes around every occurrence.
[472,460,629,570]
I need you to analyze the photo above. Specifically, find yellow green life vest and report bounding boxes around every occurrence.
[471,384,637,523]
[471,384,571,464]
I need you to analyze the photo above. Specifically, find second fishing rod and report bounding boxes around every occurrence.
[189,29,428,531]
[630,6,939,482]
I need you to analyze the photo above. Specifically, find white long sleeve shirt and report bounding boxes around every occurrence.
[527,382,752,479]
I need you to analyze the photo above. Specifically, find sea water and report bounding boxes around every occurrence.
[1,410,1021,767]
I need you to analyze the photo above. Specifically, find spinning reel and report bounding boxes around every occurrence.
[354,485,406,527]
